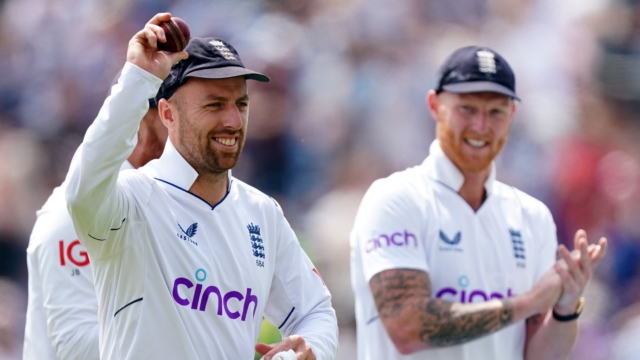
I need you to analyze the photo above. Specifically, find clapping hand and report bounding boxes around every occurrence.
[553,229,607,315]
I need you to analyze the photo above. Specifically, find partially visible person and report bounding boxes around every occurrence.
[350,46,607,360]
[23,98,167,360]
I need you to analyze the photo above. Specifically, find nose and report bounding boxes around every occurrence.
[222,104,244,129]
[470,112,488,133]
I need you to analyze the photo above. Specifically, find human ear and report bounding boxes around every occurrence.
[426,90,440,123]
[157,98,177,131]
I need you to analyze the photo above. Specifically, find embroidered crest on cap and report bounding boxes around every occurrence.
[476,50,496,74]
[209,40,237,60]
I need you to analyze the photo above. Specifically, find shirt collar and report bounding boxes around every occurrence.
[141,138,232,191]
[423,139,496,195]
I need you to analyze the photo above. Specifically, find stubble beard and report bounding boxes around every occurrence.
[177,109,245,176]
[437,119,507,174]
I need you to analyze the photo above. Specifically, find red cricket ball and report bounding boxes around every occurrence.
[158,17,190,52]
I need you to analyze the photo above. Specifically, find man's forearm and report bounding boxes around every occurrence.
[415,297,514,347]
[371,269,537,354]
[525,312,577,360]
[289,311,339,360]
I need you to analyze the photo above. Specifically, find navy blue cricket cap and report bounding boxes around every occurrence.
[435,46,519,101]
[156,37,270,101]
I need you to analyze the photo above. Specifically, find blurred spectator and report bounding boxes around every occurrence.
[0,278,26,360]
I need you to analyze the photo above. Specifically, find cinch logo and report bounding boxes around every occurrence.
[172,268,258,321]
[435,275,513,303]
[366,230,417,253]
[59,240,90,266]
[177,222,198,246]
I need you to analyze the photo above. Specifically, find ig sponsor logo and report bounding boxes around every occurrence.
[172,268,259,321]
[366,230,417,253]
[435,275,513,303]
[59,240,90,267]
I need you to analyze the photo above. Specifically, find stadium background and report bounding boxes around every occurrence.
[1,0,640,358]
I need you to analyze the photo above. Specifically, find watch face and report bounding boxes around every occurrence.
[576,297,585,314]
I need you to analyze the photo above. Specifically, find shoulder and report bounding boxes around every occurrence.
[362,165,426,208]
[117,168,157,199]
[118,168,156,186]
[493,181,553,222]
[29,186,77,250]
[352,166,429,231]
[233,178,282,213]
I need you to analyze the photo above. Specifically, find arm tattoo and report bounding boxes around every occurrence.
[370,268,430,320]
[370,269,515,348]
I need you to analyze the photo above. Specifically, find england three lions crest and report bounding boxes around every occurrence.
[247,223,265,267]
[510,229,526,268]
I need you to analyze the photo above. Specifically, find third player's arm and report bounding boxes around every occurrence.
[370,268,560,354]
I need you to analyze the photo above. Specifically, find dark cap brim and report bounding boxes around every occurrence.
[442,81,520,101]
[186,66,270,82]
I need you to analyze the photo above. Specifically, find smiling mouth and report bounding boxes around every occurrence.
[213,137,237,146]
[465,138,488,148]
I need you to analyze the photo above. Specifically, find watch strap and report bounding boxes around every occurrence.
[552,297,584,322]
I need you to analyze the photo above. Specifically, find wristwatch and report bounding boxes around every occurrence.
[552,297,585,322]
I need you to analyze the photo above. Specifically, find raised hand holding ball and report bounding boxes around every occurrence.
[158,17,191,52]
[127,13,189,80]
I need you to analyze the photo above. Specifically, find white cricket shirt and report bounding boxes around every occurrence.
[350,140,557,360]
[64,63,338,360]
[24,162,133,360]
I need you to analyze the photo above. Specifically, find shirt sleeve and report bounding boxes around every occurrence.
[263,213,338,360]
[352,177,427,282]
[533,205,558,282]
[65,63,163,259]
[29,207,100,360]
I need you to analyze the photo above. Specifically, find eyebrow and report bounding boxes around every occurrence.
[203,94,250,102]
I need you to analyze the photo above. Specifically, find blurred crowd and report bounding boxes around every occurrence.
[1,0,640,358]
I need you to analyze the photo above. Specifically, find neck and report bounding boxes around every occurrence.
[458,167,490,212]
[189,171,229,206]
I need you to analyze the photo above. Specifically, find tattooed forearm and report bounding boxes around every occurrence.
[420,298,514,346]
[370,269,515,350]
[370,268,431,320]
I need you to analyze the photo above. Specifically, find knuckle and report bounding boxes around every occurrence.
[291,335,303,344]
